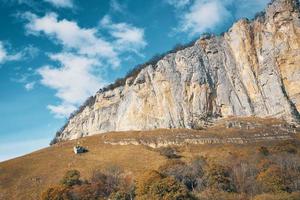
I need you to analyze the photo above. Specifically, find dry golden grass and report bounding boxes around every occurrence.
[0,134,167,200]
[0,117,298,200]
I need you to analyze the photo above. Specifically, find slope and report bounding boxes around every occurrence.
[0,117,299,199]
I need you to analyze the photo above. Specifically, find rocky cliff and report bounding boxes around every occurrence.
[53,0,300,143]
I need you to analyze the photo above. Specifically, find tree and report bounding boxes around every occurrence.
[60,170,81,187]
[205,163,236,192]
[135,170,195,200]
[231,161,259,196]
[159,158,205,191]
[257,165,286,193]
[68,184,98,200]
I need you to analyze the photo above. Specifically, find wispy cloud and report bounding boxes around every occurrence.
[1,0,35,7]
[23,12,119,66]
[24,81,35,91]
[100,15,147,55]
[0,41,23,64]
[38,53,103,107]
[43,0,74,8]
[37,53,104,118]
[110,0,125,13]
[165,0,191,8]
[180,0,231,36]
[169,0,269,36]
[21,11,147,118]
[0,42,8,63]
[47,104,77,118]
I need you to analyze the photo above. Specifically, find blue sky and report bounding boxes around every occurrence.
[0,0,269,161]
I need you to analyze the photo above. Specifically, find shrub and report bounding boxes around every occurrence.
[136,170,163,197]
[230,161,259,195]
[135,170,195,200]
[60,170,81,187]
[148,176,195,200]
[253,192,300,200]
[68,184,98,200]
[89,166,134,199]
[257,159,273,172]
[257,165,286,193]
[196,188,247,200]
[90,170,119,197]
[41,185,70,200]
[272,141,298,154]
[158,147,181,159]
[158,158,205,191]
[205,163,236,192]
[258,146,270,156]
[109,190,134,200]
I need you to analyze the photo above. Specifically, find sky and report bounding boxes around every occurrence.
[0,0,270,162]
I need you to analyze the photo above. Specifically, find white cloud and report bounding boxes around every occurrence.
[0,42,8,63]
[100,15,147,54]
[23,12,146,118]
[110,0,124,13]
[22,45,40,59]
[2,0,35,7]
[44,0,74,8]
[25,81,35,91]
[24,12,119,66]
[38,53,102,104]
[37,53,104,118]
[171,0,269,36]
[47,104,77,118]
[166,0,191,8]
[180,0,230,35]
[0,41,23,64]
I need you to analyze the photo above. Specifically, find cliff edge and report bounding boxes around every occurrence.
[53,0,300,143]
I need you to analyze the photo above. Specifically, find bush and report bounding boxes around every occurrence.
[41,185,70,200]
[158,158,205,191]
[230,161,259,195]
[272,141,298,154]
[253,192,300,200]
[89,169,120,197]
[205,163,236,192]
[196,188,247,200]
[158,147,181,159]
[109,190,133,200]
[60,170,81,187]
[135,170,195,200]
[136,170,163,197]
[258,146,270,156]
[257,165,286,193]
[68,184,98,200]
[257,159,273,172]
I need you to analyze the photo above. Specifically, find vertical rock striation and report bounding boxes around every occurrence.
[53,0,300,142]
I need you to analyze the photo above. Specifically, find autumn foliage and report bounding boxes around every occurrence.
[42,141,300,200]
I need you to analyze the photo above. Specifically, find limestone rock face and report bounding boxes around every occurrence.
[54,0,300,142]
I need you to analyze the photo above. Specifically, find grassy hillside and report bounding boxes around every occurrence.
[0,118,299,200]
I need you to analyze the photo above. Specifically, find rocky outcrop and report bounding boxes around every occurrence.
[102,119,297,148]
[53,0,300,142]
[103,133,295,148]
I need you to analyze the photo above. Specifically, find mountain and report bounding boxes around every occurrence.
[53,0,300,143]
